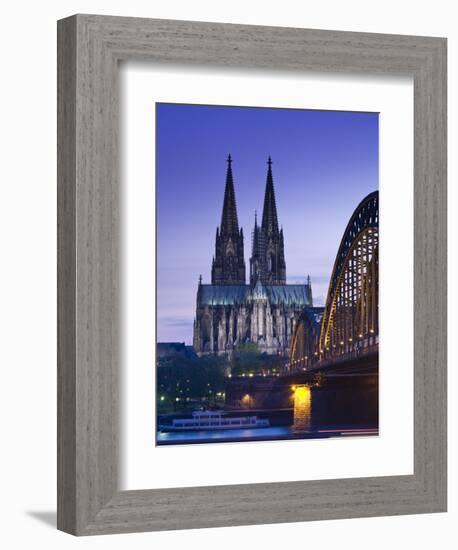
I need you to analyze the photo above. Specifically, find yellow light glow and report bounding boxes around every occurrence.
[241,394,251,408]
[293,385,312,432]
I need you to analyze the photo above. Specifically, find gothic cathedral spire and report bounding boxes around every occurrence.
[261,156,280,237]
[219,154,239,236]
[250,157,286,285]
[211,155,246,285]
[250,210,263,285]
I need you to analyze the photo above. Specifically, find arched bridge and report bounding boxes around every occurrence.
[288,191,378,375]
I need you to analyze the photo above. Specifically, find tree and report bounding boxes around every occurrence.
[157,353,228,411]
[230,343,265,376]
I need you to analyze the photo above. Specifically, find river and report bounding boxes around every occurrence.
[157,379,378,446]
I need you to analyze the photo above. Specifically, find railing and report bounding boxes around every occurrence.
[284,341,378,375]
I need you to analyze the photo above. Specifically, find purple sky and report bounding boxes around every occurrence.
[156,103,378,344]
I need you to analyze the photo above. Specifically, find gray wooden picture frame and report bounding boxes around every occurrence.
[57,14,447,536]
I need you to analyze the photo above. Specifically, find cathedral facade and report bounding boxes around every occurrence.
[193,155,313,356]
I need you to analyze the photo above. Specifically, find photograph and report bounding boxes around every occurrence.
[155,103,379,445]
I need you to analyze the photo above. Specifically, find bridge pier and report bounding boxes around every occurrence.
[224,355,378,433]
[292,385,312,432]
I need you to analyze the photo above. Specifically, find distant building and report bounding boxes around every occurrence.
[157,342,197,361]
[193,155,314,356]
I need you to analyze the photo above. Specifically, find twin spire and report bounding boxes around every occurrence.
[220,154,279,238]
[213,154,286,286]
[219,154,240,237]
[261,156,279,236]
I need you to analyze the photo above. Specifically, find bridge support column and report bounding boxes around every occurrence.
[293,385,311,432]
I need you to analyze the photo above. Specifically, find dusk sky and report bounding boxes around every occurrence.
[156,103,378,344]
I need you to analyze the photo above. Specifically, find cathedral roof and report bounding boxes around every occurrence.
[198,284,311,307]
[199,285,250,306]
[267,285,311,306]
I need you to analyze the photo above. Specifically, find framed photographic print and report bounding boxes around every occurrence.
[57,14,447,535]
[154,104,380,448]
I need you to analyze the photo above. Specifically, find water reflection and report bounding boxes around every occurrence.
[157,375,379,445]
[293,385,312,432]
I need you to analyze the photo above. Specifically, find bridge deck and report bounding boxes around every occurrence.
[281,351,378,384]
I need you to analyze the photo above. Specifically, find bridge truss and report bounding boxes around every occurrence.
[289,191,379,371]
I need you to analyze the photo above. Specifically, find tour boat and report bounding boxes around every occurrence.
[158,410,270,432]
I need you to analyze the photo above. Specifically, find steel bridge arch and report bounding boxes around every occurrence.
[319,191,379,358]
[289,307,321,370]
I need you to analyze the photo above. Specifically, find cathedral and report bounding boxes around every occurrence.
[193,155,313,356]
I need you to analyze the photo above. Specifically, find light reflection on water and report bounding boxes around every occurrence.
[156,425,378,445]
[158,386,313,444]
[157,381,378,445]
[157,426,291,443]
